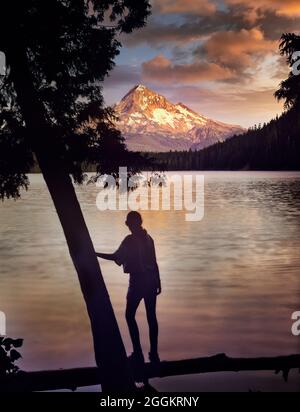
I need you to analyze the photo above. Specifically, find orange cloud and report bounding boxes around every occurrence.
[142,55,233,84]
[226,0,300,19]
[153,0,216,15]
[142,28,277,85]
[203,28,277,71]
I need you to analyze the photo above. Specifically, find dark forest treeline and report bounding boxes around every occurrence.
[149,105,300,171]
[29,105,300,173]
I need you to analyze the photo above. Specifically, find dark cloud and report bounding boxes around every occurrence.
[123,10,250,47]
[254,12,300,41]
[122,1,300,48]
[225,0,300,19]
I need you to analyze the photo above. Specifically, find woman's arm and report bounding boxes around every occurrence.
[96,252,116,261]
[96,236,128,265]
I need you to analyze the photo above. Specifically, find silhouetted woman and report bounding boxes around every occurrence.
[96,211,161,363]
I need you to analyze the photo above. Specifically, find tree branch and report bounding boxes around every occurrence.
[1,353,300,392]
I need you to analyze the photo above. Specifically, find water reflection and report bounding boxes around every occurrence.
[0,172,299,391]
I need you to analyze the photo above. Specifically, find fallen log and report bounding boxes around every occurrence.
[0,353,299,392]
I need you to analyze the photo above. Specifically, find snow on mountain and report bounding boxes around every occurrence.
[114,84,245,152]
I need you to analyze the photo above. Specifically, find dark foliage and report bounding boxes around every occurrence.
[275,33,300,109]
[0,337,23,376]
[0,0,151,199]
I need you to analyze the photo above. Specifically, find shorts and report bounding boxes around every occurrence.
[127,272,157,301]
[126,284,157,302]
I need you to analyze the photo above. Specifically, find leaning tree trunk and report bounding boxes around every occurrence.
[8,48,135,392]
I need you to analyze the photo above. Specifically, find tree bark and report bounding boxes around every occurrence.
[7,47,135,392]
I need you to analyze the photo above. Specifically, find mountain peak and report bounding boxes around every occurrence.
[126,84,154,96]
[133,84,147,92]
[118,83,170,113]
[114,85,245,152]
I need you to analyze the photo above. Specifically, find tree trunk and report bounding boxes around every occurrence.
[7,47,135,392]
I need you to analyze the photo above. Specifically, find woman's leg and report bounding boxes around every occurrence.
[125,293,143,354]
[144,292,158,356]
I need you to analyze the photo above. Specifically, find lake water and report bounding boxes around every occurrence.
[0,172,300,391]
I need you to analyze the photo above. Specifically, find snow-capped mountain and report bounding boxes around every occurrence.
[114,84,245,152]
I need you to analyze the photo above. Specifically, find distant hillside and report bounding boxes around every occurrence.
[151,105,300,171]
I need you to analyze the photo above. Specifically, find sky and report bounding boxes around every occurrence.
[102,0,300,128]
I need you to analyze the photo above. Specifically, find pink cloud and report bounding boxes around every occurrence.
[202,28,277,71]
[142,55,233,84]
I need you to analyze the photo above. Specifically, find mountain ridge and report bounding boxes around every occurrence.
[152,104,300,170]
[114,84,245,152]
